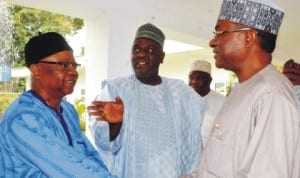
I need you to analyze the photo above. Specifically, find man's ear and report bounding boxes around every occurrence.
[245,30,257,47]
[30,64,41,79]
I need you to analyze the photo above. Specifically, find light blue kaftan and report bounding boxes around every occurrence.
[0,91,116,178]
[89,75,207,178]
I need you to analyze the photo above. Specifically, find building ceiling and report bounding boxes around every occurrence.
[6,0,300,81]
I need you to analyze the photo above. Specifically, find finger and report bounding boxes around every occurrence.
[87,105,97,110]
[92,101,105,107]
[88,110,100,116]
[88,106,103,115]
[96,116,106,121]
[99,110,104,115]
[96,112,106,121]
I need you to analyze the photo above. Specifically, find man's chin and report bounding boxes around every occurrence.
[215,63,223,69]
[134,70,146,77]
[63,89,74,96]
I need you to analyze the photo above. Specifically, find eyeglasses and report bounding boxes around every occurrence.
[133,46,159,56]
[38,61,81,70]
[213,27,253,39]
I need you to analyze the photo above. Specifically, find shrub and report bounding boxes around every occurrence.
[0,93,19,119]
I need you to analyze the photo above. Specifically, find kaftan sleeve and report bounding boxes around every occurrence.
[7,114,115,178]
[0,130,9,177]
[183,88,207,175]
[88,82,123,153]
[238,94,300,178]
[170,81,207,177]
[88,81,124,172]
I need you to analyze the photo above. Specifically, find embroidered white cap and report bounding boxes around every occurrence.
[218,0,284,35]
[189,60,211,74]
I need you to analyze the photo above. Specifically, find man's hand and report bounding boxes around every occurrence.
[87,96,124,123]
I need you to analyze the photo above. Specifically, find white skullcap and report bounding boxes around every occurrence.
[189,60,211,74]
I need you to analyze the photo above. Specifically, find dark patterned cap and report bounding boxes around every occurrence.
[218,0,284,35]
[25,32,72,67]
[135,23,165,47]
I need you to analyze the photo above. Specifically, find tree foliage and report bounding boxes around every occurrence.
[12,5,84,67]
[0,1,14,64]
[73,97,86,133]
[0,78,26,93]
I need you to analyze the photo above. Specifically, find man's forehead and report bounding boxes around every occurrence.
[215,20,240,30]
[134,37,161,47]
[190,71,210,77]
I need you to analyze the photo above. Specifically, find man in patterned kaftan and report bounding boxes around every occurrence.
[0,32,116,178]
[88,23,207,178]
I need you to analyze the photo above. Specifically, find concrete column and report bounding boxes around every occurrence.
[84,15,109,104]
[84,9,144,104]
[106,10,140,79]
[84,8,144,139]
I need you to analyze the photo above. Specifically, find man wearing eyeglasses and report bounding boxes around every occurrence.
[0,32,116,177]
[197,0,300,178]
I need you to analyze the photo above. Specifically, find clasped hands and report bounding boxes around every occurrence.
[87,96,124,123]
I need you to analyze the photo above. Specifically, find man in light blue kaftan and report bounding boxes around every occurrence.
[88,23,207,178]
[0,32,115,178]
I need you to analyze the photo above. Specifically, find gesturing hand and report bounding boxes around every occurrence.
[87,96,124,123]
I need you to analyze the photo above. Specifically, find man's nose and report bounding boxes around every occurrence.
[209,38,217,48]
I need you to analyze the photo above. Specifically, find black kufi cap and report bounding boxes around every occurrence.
[25,32,72,67]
